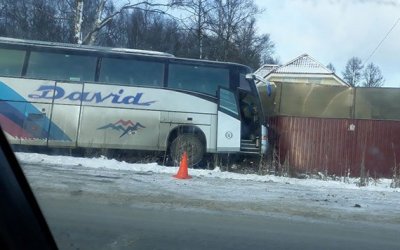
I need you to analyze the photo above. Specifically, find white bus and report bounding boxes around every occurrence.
[0,37,268,166]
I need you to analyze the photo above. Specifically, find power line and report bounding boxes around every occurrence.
[363,16,400,65]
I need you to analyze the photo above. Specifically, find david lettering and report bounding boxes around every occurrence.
[28,85,156,106]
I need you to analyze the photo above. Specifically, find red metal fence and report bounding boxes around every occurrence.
[258,82,400,178]
[268,116,400,178]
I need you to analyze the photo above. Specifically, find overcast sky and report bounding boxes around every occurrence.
[254,0,400,87]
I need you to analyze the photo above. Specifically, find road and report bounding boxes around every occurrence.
[19,159,400,250]
[38,195,399,250]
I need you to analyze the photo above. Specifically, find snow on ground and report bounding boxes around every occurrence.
[16,152,397,192]
[16,152,400,225]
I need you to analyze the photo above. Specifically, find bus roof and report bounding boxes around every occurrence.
[0,36,251,70]
[0,36,175,58]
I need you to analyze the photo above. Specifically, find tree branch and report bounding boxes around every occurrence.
[82,0,178,45]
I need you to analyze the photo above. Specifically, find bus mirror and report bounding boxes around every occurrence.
[245,73,255,80]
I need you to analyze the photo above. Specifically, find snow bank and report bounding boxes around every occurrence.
[16,152,397,192]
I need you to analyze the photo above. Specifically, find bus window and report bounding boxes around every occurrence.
[99,58,164,87]
[0,48,25,77]
[239,73,252,92]
[168,64,229,96]
[219,88,239,116]
[26,51,96,82]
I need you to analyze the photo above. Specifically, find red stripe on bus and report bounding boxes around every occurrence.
[0,114,33,138]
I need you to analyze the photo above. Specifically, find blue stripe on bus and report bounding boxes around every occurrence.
[0,101,25,127]
[0,81,27,102]
[0,81,71,141]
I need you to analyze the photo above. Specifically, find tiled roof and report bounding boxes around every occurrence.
[273,54,333,74]
[255,54,349,86]
[254,64,279,78]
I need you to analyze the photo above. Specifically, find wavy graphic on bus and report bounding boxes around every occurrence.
[0,81,71,141]
[97,119,146,138]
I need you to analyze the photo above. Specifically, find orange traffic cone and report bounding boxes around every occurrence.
[173,151,192,179]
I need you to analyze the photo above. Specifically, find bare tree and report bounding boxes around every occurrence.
[174,0,212,59]
[0,0,72,42]
[120,8,187,53]
[326,63,336,73]
[362,62,384,87]
[342,57,363,87]
[96,3,128,47]
[0,0,276,68]
[234,17,275,69]
[204,0,273,68]
[207,0,261,60]
[74,0,177,45]
[0,0,30,37]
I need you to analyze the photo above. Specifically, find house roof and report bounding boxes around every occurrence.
[254,64,279,78]
[275,54,333,74]
[255,54,349,86]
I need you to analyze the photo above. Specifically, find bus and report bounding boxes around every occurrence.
[0,37,268,166]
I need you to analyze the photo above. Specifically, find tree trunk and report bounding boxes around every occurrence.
[197,0,203,59]
[74,0,84,44]
[88,0,106,45]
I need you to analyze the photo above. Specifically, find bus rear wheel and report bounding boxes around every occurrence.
[170,134,204,167]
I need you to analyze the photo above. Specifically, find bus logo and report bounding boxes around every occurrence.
[97,119,146,137]
[28,85,156,106]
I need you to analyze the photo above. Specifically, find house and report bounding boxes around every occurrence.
[254,54,400,179]
[255,54,349,86]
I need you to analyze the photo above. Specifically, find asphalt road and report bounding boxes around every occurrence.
[20,160,400,250]
[37,195,400,250]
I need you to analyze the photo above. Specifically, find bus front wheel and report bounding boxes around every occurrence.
[170,134,204,167]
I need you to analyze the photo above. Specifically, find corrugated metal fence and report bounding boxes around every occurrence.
[259,82,400,178]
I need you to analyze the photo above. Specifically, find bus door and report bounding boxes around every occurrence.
[238,90,262,153]
[217,87,241,152]
[238,91,261,140]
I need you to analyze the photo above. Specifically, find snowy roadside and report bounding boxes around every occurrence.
[16,152,398,192]
[16,152,400,226]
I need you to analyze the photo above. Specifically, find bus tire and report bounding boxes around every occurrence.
[170,134,204,167]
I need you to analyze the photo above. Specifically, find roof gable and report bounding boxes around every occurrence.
[274,54,333,74]
[255,54,350,86]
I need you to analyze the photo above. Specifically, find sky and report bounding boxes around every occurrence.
[254,0,400,87]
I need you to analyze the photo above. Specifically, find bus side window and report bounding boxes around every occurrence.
[99,57,164,87]
[0,49,26,77]
[26,52,96,82]
[168,63,229,96]
[128,77,134,85]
